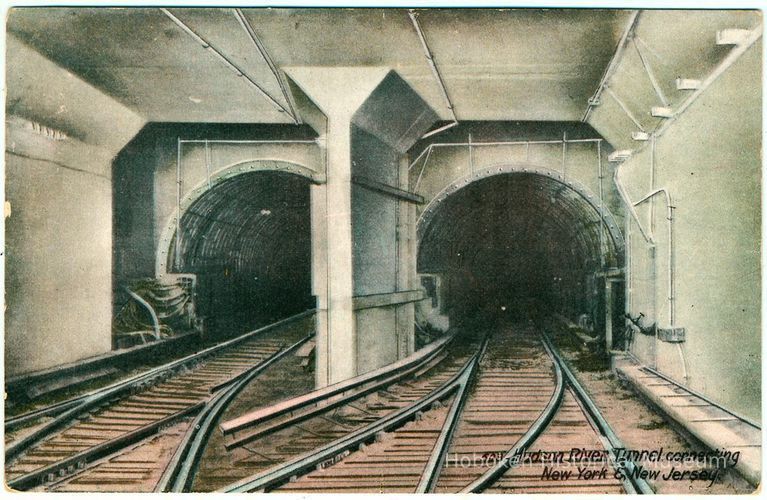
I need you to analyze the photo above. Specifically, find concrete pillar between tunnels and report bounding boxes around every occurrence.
[287,67,437,386]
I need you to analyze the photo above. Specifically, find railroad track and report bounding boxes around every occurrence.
[193,331,482,492]
[4,310,316,492]
[8,320,655,494]
[222,324,654,494]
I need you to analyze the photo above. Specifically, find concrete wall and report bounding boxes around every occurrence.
[5,35,145,375]
[618,41,761,421]
[113,129,163,287]
[351,125,399,296]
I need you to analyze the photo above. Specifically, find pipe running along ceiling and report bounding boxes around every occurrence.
[6,9,630,124]
[417,173,621,322]
[172,171,312,336]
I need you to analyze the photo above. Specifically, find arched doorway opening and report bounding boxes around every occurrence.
[417,166,624,338]
[165,170,313,338]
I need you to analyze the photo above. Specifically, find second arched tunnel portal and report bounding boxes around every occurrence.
[417,171,624,335]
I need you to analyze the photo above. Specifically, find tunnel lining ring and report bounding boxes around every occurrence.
[156,159,323,276]
[416,164,625,263]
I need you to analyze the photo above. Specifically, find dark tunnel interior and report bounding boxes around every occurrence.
[171,171,313,338]
[418,173,621,330]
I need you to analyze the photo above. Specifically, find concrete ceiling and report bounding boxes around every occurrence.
[7,8,630,124]
[586,9,761,150]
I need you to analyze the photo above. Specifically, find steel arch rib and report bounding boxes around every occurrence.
[416,164,625,262]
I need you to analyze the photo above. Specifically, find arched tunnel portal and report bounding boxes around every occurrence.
[167,170,313,338]
[417,166,624,334]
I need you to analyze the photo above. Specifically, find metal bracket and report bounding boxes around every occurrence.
[716,29,753,46]
[651,106,674,118]
[657,326,686,343]
[676,78,701,90]
[631,131,650,141]
[608,150,632,162]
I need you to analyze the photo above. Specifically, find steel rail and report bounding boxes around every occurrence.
[5,332,199,431]
[220,334,454,444]
[458,335,565,493]
[5,309,315,462]
[218,345,484,493]
[541,332,654,494]
[6,397,89,433]
[416,336,489,492]
[640,365,760,430]
[156,333,315,492]
[221,352,451,450]
[8,402,205,491]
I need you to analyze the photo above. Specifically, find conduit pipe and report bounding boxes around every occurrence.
[179,139,317,145]
[632,36,669,108]
[160,8,293,118]
[408,138,603,175]
[607,24,762,163]
[408,10,458,138]
[233,8,300,124]
[612,164,653,245]
[597,140,605,268]
[632,187,687,384]
[126,288,162,341]
[175,137,182,268]
[632,188,674,325]
[604,87,646,132]
[581,10,641,122]
[614,138,688,383]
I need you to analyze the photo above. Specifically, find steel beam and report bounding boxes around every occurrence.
[351,175,425,204]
